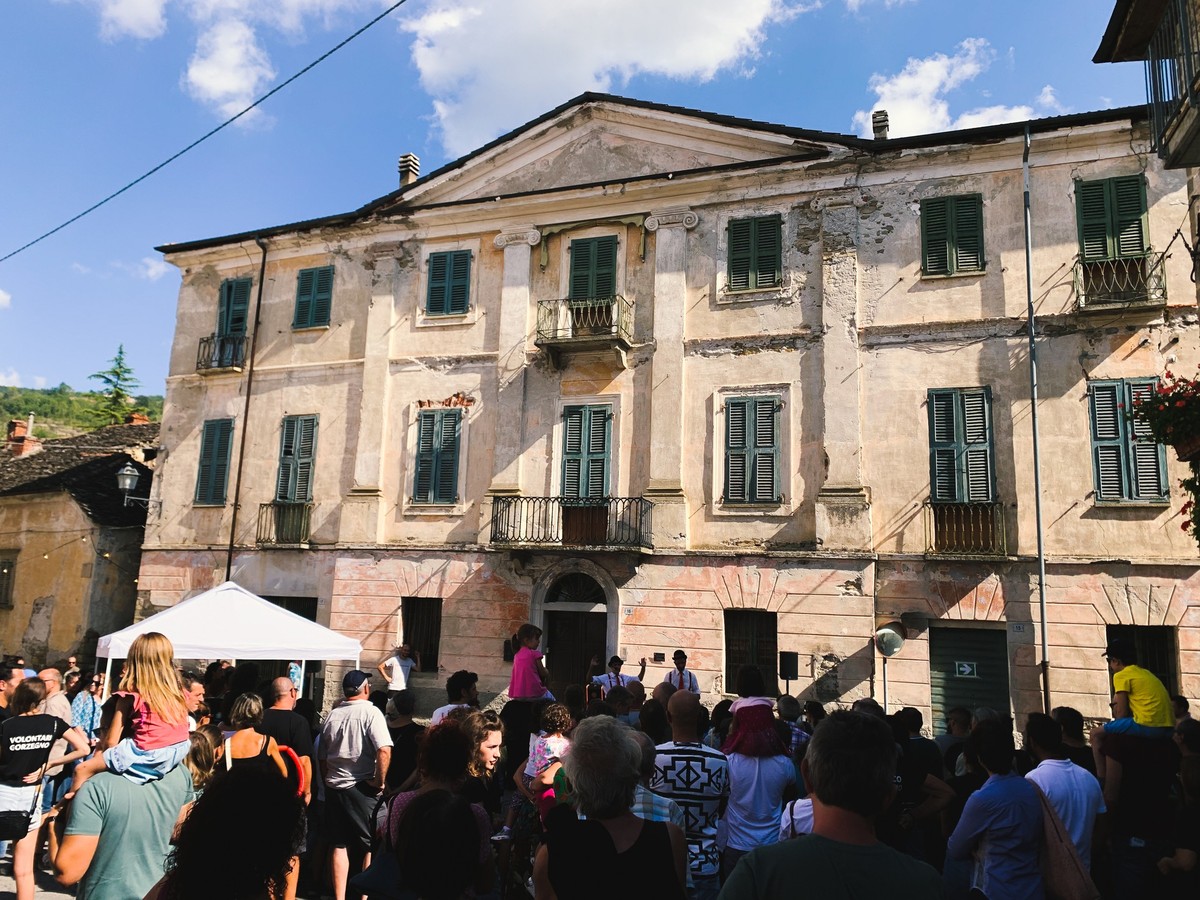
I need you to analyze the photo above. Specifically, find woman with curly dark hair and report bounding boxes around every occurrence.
[144,767,305,900]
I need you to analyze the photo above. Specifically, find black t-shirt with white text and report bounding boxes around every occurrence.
[0,714,68,785]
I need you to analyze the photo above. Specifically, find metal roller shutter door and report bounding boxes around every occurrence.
[929,627,1011,736]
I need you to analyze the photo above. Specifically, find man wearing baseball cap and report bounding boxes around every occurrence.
[1100,639,1174,739]
[319,670,392,900]
[587,653,647,696]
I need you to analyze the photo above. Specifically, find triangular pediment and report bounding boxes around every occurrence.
[387,95,857,209]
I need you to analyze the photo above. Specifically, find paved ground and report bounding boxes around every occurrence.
[0,866,75,898]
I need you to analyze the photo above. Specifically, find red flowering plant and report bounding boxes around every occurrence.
[1128,369,1200,543]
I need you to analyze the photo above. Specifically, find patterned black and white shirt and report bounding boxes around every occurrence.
[651,741,730,877]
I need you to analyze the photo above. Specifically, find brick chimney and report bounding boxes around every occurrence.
[398,153,420,188]
[872,109,890,141]
[6,414,42,457]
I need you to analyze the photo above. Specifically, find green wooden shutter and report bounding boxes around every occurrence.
[293,266,333,328]
[921,198,951,275]
[195,418,234,505]
[569,237,618,300]
[1127,380,1167,501]
[1112,176,1148,259]
[277,415,318,501]
[728,217,781,290]
[447,251,472,314]
[435,411,461,503]
[952,195,984,273]
[728,219,753,291]
[1090,381,1127,501]
[412,410,461,503]
[561,405,610,499]
[961,389,994,503]
[426,253,450,315]
[725,398,749,501]
[928,390,960,502]
[218,278,251,336]
[413,412,437,502]
[724,396,778,502]
[754,216,782,289]
[1077,180,1112,262]
[562,407,585,498]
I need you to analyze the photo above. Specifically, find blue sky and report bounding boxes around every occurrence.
[0,0,1142,397]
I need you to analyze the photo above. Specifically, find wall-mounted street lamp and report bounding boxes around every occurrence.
[116,462,161,511]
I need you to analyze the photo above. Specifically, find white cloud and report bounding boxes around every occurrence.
[71,262,92,275]
[184,18,277,120]
[0,289,10,310]
[85,0,169,40]
[852,38,1046,138]
[845,0,915,10]
[0,370,21,387]
[403,0,812,157]
[1036,84,1066,115]
[112,256,173,280]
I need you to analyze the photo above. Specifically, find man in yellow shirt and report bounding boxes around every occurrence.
[1101,640,1174,738]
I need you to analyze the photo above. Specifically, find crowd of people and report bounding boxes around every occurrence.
[0,628,1193,900]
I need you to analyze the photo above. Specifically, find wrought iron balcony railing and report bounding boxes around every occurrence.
[1146,0,1200,161]
[491,496,652,549]
[1073,254,1166,309]
[535,296,633,349]
[197,333,248,372]
[257,501,313,544]
[924,501,1006,556]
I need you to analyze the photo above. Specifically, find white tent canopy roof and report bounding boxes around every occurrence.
[96,581,361,662]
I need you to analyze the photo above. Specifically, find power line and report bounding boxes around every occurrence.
[0,0,413,265]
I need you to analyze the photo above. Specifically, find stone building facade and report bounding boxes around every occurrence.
[142,95,1199,723]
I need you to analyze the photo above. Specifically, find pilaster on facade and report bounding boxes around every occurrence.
[814,193,873,550]
[645,207,698,550]
[489,226,542,496]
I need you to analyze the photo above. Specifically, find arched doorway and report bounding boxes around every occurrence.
[541,571,609,699]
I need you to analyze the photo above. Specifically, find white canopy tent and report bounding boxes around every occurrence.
[96,581,362,698]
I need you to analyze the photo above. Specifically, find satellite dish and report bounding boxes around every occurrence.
[875,622,906,658]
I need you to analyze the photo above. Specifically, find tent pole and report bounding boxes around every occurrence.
[298,661,306,699]
[102,657,113,702]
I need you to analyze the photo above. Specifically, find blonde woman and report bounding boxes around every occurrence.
[68,632,191,796]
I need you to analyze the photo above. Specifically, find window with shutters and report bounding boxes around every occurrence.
[425,250,472,316]
[568,236,619,301]
[724,395,780,504]
[927,388,1003,554]
[724,610,779,697]
[1074,176,1158,306]
[276,415,318,502]
[412,409,461,505]
[726,215,782,292]
[293,266,333,329]
[920,195,984,276]
[218,278,251,337]
[195,418,235,505]
[560,405,611,499]
[0,554,14,609]
[928,388,995,504]
[1089,379,1168,503]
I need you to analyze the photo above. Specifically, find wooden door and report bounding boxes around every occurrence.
[545,610,606,700]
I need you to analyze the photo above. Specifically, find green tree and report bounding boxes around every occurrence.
[87,346,146,426]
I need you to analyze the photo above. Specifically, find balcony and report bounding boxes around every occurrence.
[924,501,1006,556]
[535,296,633,367]
[257,502,313,545]
[197,334,248,372]
[1146,0,1200,167]
[1073,254,1166,310]
[490,496,652,549]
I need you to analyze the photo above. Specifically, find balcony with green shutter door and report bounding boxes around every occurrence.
[1073,175,1165,311]
[489,496,653,549]
[537,235,632,367]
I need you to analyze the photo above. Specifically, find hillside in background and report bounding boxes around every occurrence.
[0,384,163,438]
